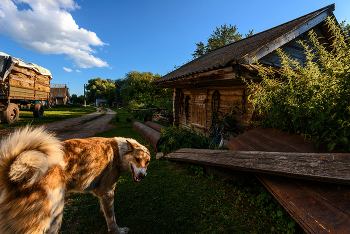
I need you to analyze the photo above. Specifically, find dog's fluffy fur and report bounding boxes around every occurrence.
[0,126,150,234]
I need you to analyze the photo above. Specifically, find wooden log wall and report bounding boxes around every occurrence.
[175,85,253,132]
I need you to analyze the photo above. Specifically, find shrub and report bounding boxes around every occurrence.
[245,17,350,151]
[158,125,210,155]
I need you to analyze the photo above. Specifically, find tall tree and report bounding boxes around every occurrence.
[85,77,115,105]
[192,24,253,59]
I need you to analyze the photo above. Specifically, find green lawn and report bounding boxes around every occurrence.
[60,109,304,234]
[0,105,96,130]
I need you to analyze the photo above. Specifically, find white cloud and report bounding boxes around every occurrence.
[0,0,108,68]
[76,69,81,72]
[63,67,72,72]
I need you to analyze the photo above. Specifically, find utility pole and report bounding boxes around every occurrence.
[84,84,86,107]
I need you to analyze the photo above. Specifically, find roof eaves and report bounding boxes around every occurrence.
[241,7,334,64]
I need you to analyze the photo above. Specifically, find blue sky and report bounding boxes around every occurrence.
[0,0,349,96]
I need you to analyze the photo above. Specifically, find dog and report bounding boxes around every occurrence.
[0,126,150,234]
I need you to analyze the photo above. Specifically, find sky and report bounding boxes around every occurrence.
[0,0,349,96]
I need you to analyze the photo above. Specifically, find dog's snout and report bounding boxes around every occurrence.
[138,172,146,179]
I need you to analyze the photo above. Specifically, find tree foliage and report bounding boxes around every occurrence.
[85,77,116,105]
[70,94,84,104]
[192,24,253,59]
[340,20,350,40]
[76,72,172,112]
[245,17,350,151]
[116,71,173,111]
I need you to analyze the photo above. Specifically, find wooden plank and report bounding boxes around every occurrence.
[156,69,237,87]
[133,108,167,111]
[9,74,34,84]
[35,81,50,87]
[11,65,35,76]
[164,148,350,184]
[36,75,50,82]
[10,89,34,96]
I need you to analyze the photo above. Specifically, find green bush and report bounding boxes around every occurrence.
[158,125,210,155]
[245,17,350,151]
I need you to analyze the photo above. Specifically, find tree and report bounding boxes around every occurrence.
[114,78,127,103]
[70,94,78,103]
[85,77,116,105]
[113,71,173,111]
[70,94,84,104]
[192,24,253,59]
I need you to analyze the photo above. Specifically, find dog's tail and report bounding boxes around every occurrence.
[0,126,64,187]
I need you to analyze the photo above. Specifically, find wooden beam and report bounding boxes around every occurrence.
[9,74,34,84]
[133,108,167,111]
[11,65,35,77]
[154,67,237,87]
[164,148,350,184]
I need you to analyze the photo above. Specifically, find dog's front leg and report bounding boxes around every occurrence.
[96,186,129,234]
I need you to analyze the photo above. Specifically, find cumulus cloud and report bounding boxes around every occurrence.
[0,0,108,68]
[63,67,72,72]
[76,70,81,72]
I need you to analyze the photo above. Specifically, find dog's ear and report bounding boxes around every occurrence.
[126,140,134,152]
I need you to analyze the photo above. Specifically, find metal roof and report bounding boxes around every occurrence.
[50,84,67,88]
[154,4,335,85]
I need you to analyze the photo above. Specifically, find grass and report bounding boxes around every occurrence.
[60,109,305,234]
[0,105,96,130]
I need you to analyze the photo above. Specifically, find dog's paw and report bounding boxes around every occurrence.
[109,227,129,234]
[118,227,129,234]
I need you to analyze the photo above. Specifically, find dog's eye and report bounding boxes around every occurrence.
[135,158,140,163]
[146,160,150,165]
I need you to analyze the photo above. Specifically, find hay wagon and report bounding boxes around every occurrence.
[0,52,51,124]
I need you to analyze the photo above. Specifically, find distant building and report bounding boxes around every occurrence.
[50,84,69,105]
[96,98,107,107]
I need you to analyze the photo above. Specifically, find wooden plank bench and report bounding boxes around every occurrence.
[164,148,350,184]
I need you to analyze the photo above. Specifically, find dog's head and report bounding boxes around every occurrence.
[123,140,150,183]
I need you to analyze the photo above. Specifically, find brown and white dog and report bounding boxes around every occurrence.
[0,126,150,234]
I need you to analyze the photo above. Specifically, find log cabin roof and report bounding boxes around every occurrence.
[154,4,335,86]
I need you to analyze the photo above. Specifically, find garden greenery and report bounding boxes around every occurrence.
[244,17,350,151]
[158,125,210,155]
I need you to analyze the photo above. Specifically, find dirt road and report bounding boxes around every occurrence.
[44,107,116,141]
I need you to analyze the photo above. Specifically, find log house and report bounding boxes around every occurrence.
[153,4,337,132]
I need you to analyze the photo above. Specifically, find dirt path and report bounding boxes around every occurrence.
[44,107,116,141]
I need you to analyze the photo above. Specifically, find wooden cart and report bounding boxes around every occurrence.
[0,53,51,124]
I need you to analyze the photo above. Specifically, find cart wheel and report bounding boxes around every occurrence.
[1,103,20,124]
[33,103,44,118]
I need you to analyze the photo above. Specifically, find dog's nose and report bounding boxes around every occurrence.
[138,173,146,179]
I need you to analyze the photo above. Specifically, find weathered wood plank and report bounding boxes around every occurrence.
[11,65,35,76]
[9,74,34,84]
[35,81,50,87]
[164,148,350,184]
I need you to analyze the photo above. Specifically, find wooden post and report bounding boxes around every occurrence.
[83,84,86,107]
[173,88,181,126]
